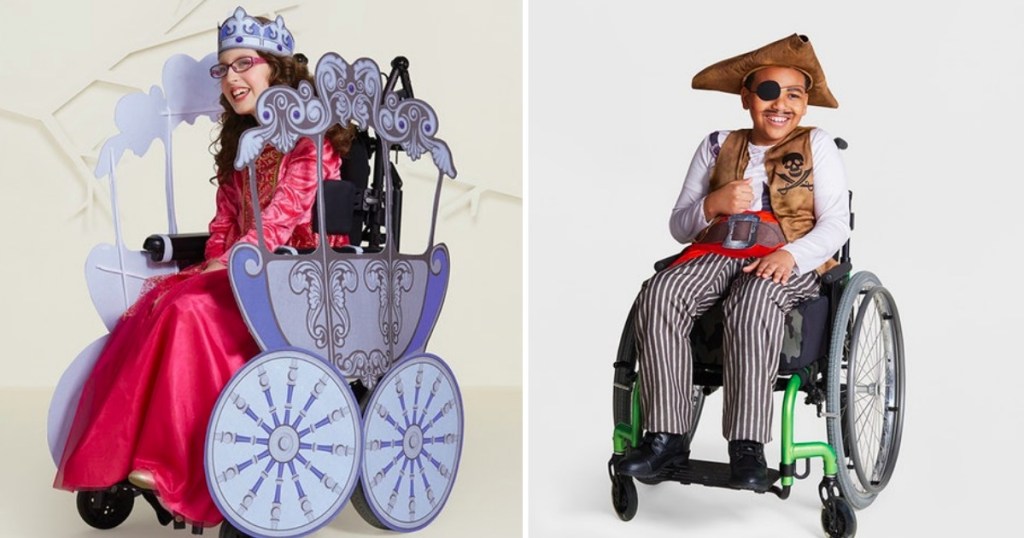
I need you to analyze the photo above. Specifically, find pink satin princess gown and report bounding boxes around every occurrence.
[55,137,346,527]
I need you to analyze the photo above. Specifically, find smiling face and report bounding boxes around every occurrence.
[218,48,272,117]
[740,66,809,146]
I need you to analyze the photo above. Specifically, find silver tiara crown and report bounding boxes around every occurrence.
[218,6,294,56]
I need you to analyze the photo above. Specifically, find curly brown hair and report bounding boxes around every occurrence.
[211,46,355,184]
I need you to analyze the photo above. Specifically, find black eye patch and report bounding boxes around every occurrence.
[755,80,781,101]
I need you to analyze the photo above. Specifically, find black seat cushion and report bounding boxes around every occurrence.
[689,295,828,381]
[311,179,361,236]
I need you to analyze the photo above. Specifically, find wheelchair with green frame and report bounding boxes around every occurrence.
[607,186,905,538]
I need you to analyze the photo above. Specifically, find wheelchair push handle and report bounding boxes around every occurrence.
[384,56,414,100]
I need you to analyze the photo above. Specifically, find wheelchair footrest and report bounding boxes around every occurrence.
[649,459,780,493]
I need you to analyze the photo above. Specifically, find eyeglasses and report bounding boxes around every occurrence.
[209,56,268,79]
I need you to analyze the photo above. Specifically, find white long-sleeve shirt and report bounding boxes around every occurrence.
[669,128,851,275]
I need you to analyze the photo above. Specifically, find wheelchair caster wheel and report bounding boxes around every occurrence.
[610,474,637,521]
[821,497,856,538]
[76,484,135,529]
[355,355,463,531]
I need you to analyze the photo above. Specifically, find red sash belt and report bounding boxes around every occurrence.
[669,211,786,269]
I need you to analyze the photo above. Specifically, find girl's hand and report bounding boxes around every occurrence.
[203,259,226,273]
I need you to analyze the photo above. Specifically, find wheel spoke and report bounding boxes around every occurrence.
[291,375,329,430]
[388,459,411,514]
[422,399,454,435]
[297,406,351,438]
[294,453,343,494]
[419,378,439,427]
[217,450,272,483]
[285,461,315,521]
[413,365,424,426]
[395,377,412,428]
[257,366,282,428]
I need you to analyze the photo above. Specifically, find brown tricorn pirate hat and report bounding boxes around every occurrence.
[691,33,838,108]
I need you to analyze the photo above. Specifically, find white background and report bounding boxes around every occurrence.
[529,1,1023,536]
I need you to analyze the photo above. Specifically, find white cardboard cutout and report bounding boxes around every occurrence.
[85,53,221,328]
[47,335,109,466]
[50,53,222,459]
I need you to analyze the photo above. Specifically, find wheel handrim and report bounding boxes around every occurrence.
[845,286,903,494]
[826,271,904,509]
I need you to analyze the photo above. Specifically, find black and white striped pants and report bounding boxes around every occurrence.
[634,253,819,443]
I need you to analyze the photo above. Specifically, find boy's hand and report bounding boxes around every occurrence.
[704,178,754,220]
[743,250,796,284]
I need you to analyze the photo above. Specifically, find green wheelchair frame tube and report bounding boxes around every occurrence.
[612,375,642,454]
[780,372,838,486]
[613,371,840,487]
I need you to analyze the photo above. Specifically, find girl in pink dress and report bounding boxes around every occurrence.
[54,8,354,528]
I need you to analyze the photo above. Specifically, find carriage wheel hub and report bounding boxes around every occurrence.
[269,426,300,462]
[403,425,423,459]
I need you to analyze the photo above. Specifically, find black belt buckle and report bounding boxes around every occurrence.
[723,214,759,249]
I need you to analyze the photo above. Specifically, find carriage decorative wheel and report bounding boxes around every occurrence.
[351,354,463,531]
[205,350,363,537]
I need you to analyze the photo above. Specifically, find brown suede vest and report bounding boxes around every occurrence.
[709,126,836,273]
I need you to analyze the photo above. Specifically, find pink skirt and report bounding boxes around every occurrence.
[54,267,260,527]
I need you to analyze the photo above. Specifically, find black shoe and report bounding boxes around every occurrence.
[728,440,769,490]
[616,432,690,478]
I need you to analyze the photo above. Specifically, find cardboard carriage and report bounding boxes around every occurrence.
[47,49,462,537]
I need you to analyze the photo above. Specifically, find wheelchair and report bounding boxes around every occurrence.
[607,150,905,538]
[47,53,462,537]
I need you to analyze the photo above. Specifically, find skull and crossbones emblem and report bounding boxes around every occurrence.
[776,152,813,195]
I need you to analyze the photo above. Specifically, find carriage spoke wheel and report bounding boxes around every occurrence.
[205,350,363,537]
[826,272,905,509]
[76,483,135,529]
[353,355,463,532]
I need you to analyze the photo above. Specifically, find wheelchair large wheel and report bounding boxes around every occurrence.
[613,303,705,460]
[826,272,905,509]
[354,354,463,531]
[205,349,363,538]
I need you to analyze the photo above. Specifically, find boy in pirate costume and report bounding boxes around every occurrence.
[616,34,850,489]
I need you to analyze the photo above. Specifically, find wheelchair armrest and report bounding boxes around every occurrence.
[143,233,210,263]
[820,262,852,286]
